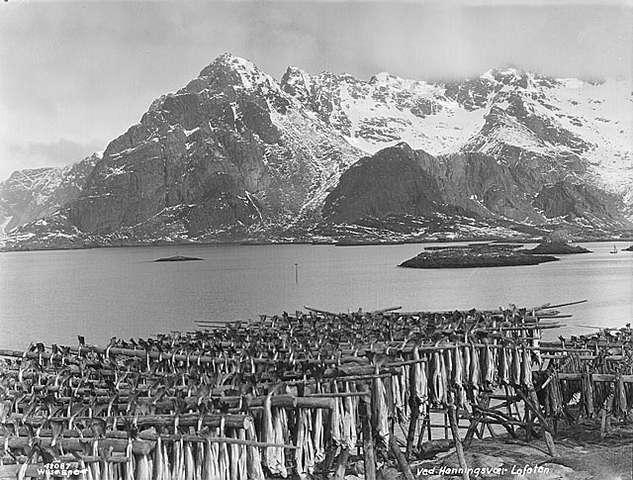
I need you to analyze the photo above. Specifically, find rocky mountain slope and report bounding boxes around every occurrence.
[0,154,99,238]
[322,143,449,224]
[2,54,632,249]
[318,143,629,242]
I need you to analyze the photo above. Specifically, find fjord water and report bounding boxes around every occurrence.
[1,242,632,349]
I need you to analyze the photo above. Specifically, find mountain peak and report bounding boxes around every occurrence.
[479,66,564,90]
[199,52,277,92]
[280,66,312,101]
[280,65,311,85]
[369,72,396,84]
[213,52,258,70]
[481,66,526,82]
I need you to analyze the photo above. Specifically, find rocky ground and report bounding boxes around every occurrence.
[403,420,633,480]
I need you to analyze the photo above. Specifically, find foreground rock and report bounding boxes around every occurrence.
[522,240,592,254]
[399,244,558,268]
[154,255,204,262]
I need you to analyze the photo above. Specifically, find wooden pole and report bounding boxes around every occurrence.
[323,447,337,474]
[0,432,295,450]
[448,404,470,480]
[444,411,449,439]
[525,406,533,442]
[515,388,557,457]
[389,436,415,480]
[471,405,518,438]
[9,413,251,429]
[0,436,153,455]
[528,388,557,457]
[415,413,429,451]
[464,393,489,449]
[359,386,377,480]
[406,364,420,458]
[503,386,516,436]
[600,392,615,439]
[334,449,349,480]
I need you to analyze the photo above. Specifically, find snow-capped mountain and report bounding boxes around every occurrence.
[0,154,99,238]
[281,66,632,207]
[2,54,631,250]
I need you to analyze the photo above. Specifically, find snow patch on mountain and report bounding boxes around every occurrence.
[268,104,361,221]
[280,66,631,213]
[546,78,633,194]
[0,153,100,237]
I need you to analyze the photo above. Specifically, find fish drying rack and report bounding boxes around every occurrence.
[0,299,632,480]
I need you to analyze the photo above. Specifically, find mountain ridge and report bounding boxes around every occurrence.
[2,53,632,250]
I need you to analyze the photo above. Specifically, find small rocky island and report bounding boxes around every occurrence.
[154,255,204,262]
[521,240,592,255]
[399,244,559,269]
[623,245,633,251]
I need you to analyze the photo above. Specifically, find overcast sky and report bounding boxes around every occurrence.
[0,0,631,180]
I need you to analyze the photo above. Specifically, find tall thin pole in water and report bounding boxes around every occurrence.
[294,263,299,284]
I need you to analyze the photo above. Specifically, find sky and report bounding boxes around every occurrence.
[0,0,631,180]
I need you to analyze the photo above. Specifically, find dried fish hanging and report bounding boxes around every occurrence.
[136,454,151,480]
[312,384,325,465]
[545,372,564,418]
[498,345,510,386]
[391,369,405,425]
[0,300,604,480]
[329,383,342,448]
[430,350,447,406]
[262,394,287,478]
[580,372,595,418]
[613,374,628,418]
[183,441,195,480]
[341,382,358,451]
[371,366,390,447]
[453,346,467,408]
[468,343,481,401]
[482,342,495,390]
[294,408,315,478]
[245,423,265,480]
[510,346,521,387]
[412,346,428,416]
[521,348,533,388]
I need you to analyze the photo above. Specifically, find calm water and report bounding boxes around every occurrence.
[1,242,632,349]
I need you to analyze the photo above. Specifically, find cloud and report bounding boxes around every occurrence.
[1,138,104,180]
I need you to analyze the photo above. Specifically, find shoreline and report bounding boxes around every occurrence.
[2,236,633,254]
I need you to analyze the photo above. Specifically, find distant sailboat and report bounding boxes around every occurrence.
[610,244,618,254]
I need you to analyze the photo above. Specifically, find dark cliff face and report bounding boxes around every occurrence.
[323,143,631,234]
[533,181,624,225]
[443,77,494,111]
[420,151,537,221]
[66,54,359,237]
[0,154,98,234]
[325,145,535,226]
[323,143,444,223]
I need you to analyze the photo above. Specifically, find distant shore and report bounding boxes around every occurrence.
[2,235,633,253]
